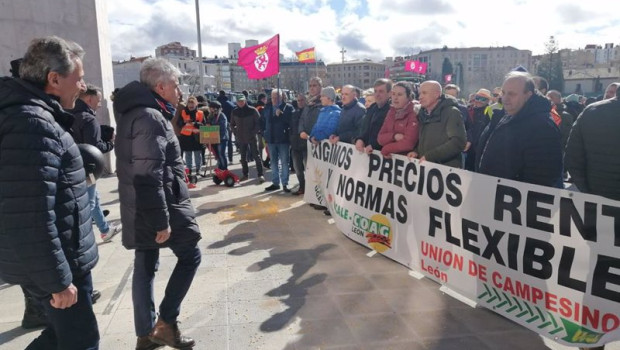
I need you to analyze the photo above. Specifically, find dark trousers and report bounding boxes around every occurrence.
[291,147,307,190]
[132,243,201,337]
[25,272,99,350]
[227,138,234,162]
[239,141,263,177]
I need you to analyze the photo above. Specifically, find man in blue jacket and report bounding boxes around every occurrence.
[0,36,100,350]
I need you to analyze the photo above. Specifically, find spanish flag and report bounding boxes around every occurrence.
[296,47,316,63]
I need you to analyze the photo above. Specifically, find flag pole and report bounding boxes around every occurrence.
[315,47,318,77]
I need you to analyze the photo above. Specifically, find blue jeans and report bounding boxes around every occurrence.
[25,272,99,350]
[87,185,109,234]
[268,143,290,186]
[184,150,202,171]
[216,142,228,170]
[132,243,201,336]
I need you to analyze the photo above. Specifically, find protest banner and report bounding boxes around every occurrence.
[304,141,620,348]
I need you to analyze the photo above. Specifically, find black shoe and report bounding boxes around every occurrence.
[91,290,101,304]
[313,205,326,210]
[283,186,291,193]
[103,210,110,217]
[323,209,332,216]
[293,189,304,196]
[265,184,280,192]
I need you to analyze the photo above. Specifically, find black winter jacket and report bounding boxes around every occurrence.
[355,100,391,151]
[477,94,562,187]
[0,77,98,296]
[231,104,261,144]
[113,81,201,249]
[69,98,113,153]
[337,99,366,144]
[263,102,293,144]
[565,97,620,200]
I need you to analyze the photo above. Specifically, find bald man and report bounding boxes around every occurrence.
[408,80,466,168]
[477,72,562,187]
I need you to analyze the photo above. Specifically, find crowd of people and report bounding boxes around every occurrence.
[0,35,618,350]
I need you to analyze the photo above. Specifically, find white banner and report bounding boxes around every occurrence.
[304,141,620,348]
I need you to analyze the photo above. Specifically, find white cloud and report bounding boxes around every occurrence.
[106,0,620,63]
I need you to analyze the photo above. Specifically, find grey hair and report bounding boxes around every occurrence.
[504,71,535,94]
[309,76,323,87]
[19,36,85,87]
[271,88,286,100]
[139,58,181,89]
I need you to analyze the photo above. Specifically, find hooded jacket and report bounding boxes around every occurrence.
[231,103,261,144]
[477,93,562,187]
[113,81,201,249]
[0,77,98,296]
[416,95,467,168]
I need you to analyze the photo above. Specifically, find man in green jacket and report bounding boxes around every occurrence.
[408,81,466,168]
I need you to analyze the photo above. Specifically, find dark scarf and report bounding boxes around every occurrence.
[183,106,198,121]
[151,91,176,121]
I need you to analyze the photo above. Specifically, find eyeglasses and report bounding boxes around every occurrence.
[474,95,489,102]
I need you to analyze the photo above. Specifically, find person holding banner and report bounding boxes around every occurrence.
[310,86,342,144]
[330,84,365,144]
[377,81,419,157]
[565,86,620,204]
[408,80,466,168]
[355,78,392,154]
[476,72,562,187]
[207,100,229,170]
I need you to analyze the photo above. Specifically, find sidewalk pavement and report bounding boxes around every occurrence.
[1,154,618,350]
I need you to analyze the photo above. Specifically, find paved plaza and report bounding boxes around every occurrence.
[1,154,618,350]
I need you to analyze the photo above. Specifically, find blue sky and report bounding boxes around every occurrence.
[106,0,618,63]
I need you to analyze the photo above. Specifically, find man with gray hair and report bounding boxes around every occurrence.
[331,84,365,144]
[113,58,201,350]
[0,36,100,349]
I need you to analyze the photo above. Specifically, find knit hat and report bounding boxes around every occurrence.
[321,86,336,101]
[208,100,222,108]
[475,88,492,100]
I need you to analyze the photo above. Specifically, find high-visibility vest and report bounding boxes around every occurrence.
[180,109,204,136]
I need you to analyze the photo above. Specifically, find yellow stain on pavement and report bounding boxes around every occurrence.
[227,198,282,221]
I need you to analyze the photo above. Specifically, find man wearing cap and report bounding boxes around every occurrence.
[231,94,265,182]
[207,100,229,170]
[477,71,562,187]
[464,88,491,170]
[408,81,466,168]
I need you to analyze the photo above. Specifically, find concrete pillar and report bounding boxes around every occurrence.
[0,0,116,172]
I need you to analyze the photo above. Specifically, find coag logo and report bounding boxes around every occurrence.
[352,213,392,253]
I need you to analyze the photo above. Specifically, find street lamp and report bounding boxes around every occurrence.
[195,0,204,95]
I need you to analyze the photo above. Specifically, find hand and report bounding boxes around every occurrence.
[50,284,78,309]
[276,108,282,116]
[464,141,471,152]
[420,156,427,163]
[155,227,171,244]
[300,132,308,140]
[364,145,374,154]
[355,140,365,152]
[328,135,339,144]
[407,151,418,159]
[310,137,319,145]
[394,133,404,141]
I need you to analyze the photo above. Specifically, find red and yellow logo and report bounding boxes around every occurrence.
[353,213,393,253]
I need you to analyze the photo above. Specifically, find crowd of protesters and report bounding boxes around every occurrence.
[1,35,619,350]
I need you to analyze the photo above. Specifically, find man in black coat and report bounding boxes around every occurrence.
[477,72,562,187]
[566,88,620,201]
[263,89,294,192]
[71,84,121,242]
[114,58,201,350]
[0,36,99,350]
[355,78,392,154]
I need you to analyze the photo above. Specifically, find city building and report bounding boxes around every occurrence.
[228,42,241,59]
[112,56,150,90]
[155,41,196,59]
[412,46,532,96]
[325,60,386,89]
[563,66,620,97]
[383,56,424,84]
[231,60,328,94]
